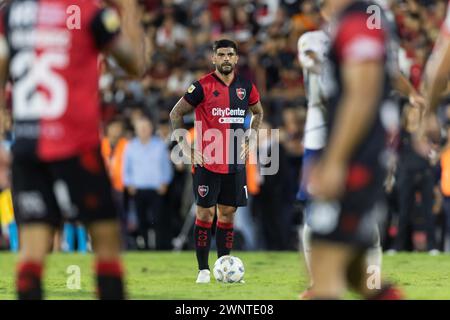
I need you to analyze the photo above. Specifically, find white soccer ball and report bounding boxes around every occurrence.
[213,255,245,283]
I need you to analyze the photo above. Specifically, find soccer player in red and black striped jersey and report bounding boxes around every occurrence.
[0,0,145,299]
[170,39,263,283]
[307,0,403,299]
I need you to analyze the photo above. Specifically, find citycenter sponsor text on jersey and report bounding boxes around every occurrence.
[170,123,280,176]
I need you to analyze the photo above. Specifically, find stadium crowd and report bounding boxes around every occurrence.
[1,0,450,253]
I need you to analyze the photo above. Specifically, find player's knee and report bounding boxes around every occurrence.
[89,220,121,259]
[19,224,53,262]
[218,206,236,223]
[20,247,48,263]
[196,206,215,222]
[93,239,121,260]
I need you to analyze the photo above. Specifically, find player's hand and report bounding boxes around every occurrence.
[415,112,441,158]
[157,184,169,196]
[240,138,250,161]
[180,143,207,167]
[308,158,347,200]
[240,132,257,161]
[302,50,322,74]
[239,139,250,162]
[409,92,426,110]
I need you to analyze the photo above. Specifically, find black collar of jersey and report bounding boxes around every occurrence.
[211,71,237,87]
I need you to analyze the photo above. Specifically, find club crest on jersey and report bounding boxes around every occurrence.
[198,185,209,198]
[236,88,246,100]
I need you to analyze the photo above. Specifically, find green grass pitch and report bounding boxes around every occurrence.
[0,252,449,300]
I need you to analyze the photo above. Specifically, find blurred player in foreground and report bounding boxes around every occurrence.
[170,39,263,283]
[0,0,145,299]
[307,0,403,299]
[298,0,423,299]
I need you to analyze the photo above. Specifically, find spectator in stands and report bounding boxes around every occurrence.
[253,121,288,250]
[392,104,438,254]
[101,117,129,248]
[123,114,173,250]
[440,122,450,251]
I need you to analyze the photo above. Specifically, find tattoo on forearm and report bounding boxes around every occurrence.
[170,113,184,131]
[250,103,264,133]
[251,114,263,132]
[170,100,194,144]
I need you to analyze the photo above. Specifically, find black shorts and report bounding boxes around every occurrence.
[310,164,385,249]
[193,166,248,208]
[12,148,118,227]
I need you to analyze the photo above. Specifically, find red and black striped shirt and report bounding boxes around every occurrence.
[184,72,260,174]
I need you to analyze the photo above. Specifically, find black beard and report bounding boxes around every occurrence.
[217,64,233,75]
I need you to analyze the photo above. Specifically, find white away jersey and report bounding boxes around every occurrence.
[298,30,330,150]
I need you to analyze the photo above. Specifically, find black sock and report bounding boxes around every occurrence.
[17,262,43,300]
[194,219,212,270]
[216,221,234,258]
[96,260,125,300]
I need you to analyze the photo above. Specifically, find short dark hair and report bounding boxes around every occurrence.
[139,112,154,125]
[213,39,238,53]
[107,116,125,127]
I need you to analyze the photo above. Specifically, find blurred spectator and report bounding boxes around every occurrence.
[392,104,438,253]
[156,14,189,50]
[123,115,173,249]
[157,117,189,249]
[252,121,289,250]
[440,122,450,251]
[101,117,129,248]
[291,0,320,34]
[167,67,194,97]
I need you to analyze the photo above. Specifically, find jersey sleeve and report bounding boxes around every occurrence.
[183,81,204,107]
[90,7,121,50]
[249,83,260,106]
[335,13,385,64]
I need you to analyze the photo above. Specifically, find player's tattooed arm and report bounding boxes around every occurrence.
[249,101,264,135]
[170,98,205,166]
[241,102,264,160]
[169,98,194,139]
